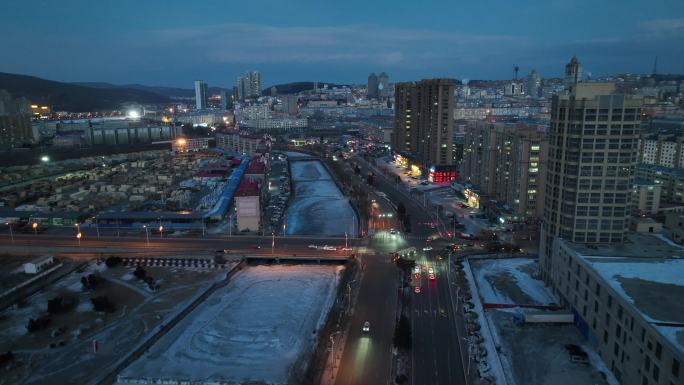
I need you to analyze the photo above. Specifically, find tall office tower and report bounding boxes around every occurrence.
[377,72,390,99]
[539,83,643,281]
[194,80,208,110]
[526,69,541,98]
[393,79,455,166]
[367,73,378,99]
[564,56,582,89]
[235,76,245,101]
[220,90,233,110]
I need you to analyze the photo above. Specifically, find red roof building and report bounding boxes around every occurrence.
[235,180,260,197]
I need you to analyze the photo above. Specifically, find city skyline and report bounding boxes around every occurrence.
[1,1,683,88]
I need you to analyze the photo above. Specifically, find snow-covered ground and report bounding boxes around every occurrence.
[285,160,357,236]
[470,258,554,305]
[119,264,343,385]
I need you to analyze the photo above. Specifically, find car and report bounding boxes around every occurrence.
[428,273,435,280]
[414,286,421,294]
[422,246,433,251]
[253,245,262,249]
[341,247,353,251]
[362,321,370,333]
[308,245,318,249]
[222,249,230,253]
[439,308,447,317]
[322,245,337,251]
[389,228,397,235]
[428,267,434,275]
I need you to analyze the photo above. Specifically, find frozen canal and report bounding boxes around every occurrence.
[118,264,343,385]
[284,159,358,236]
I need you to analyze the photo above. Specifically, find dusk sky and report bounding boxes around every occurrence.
[2,0,683,88]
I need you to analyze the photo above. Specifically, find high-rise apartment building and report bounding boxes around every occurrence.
[0,90,33,150]
[564,56,582,89]
[237,71,261,101]
[638,134,684,168]
[540,82,643,280]
[194,80,208,110]
[367,73,378,99]
[526,70,541,98]
[461,121,548,219]
[378,72,390,99]
[393,79,455,167]
[537,82,684,385]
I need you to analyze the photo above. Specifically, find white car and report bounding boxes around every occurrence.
[342,247,353,251]
[322,245,337,251]
[362,321,370,333]
[308,245,318,249]
[422,246,433,251]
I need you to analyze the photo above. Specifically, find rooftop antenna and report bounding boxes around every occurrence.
[513,65,520,81]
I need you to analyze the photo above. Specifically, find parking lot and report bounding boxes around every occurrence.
[262,152,291,235]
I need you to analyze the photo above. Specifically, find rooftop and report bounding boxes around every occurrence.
[561,233,684,356]
[235,180,260,197]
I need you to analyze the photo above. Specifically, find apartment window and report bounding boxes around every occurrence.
[673,358,680,378]
[653,364,659,381]
[655,342,662,360]
[606,312,611,326]
[646,355,651,371]
[596,283,601,296]
[608,295,613,308]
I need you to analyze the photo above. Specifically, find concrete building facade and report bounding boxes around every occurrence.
[0,90,33,150]
[638,134,684,168]
[636,164,684,204]
[461,121,548,219]
[392,78,455,166]
[632,177,662,214]
[549,236,684,385]
[194,80,208,110]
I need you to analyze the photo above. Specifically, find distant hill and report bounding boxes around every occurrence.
[264,81,349,95]
[0,72,171,111]
[73,82,230,99]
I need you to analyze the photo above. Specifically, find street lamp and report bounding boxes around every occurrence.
[143,225,149,245]
[76,231,82,246]
[271,232,275,255]
[32,222,38,235]
[5,222,13,243]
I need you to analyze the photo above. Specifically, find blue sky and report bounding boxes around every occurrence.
[1,0,683,88]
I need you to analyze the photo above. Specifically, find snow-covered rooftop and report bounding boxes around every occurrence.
[561,233,684,355]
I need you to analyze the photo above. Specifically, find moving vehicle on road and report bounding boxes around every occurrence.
[428,267,434,275]
[422,246,433,251]
[428,273,436,280]
[322,245,337,251]
[362,321,370,333]
[308,245,318,249]
[414,286,421,294]
[389,228,397,235]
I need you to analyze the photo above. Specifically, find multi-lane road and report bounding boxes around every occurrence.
[337,157,467,385]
